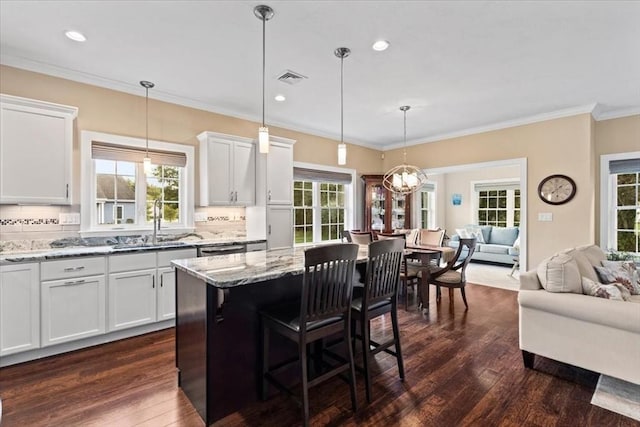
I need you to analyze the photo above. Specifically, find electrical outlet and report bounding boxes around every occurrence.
[59,213,80,225]
[194,212,208,222]
[538,212,553,222]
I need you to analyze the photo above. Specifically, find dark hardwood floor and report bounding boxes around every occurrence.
[0,284,636,427]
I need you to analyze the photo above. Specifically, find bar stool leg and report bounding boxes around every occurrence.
[391,301,405,380]
[300,341,310,426]
[361,316,372,403]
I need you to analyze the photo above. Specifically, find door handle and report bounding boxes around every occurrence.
[160,275,163,287]
[152,276,155,289]
[268,190,271,201]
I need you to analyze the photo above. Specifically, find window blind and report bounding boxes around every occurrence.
[421,183,436,192]
[293,167,352,184]
[473,181,520,192]
[91,141,187,167]
[609,158,640,174]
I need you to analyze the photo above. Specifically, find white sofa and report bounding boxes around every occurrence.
[518,244,640,385]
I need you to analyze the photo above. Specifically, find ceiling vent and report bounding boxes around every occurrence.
[276,69,308,85]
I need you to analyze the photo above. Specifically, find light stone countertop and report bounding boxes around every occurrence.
[172,244,369,288]
[0,236,267,265]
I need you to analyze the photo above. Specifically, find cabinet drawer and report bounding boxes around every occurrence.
[41,257,105,281]
[109,252,156,273]
[157,248,197,268]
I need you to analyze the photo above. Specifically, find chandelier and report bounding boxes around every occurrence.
[382,106,428,195]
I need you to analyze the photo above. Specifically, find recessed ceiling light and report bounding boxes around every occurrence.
[372,40,390,51]
[274,94,286,102]
[65,30,86,42]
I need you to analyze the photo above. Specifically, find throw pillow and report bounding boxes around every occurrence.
[456,228,471,239]
[465,226,486,243]
[598,261,640,295]
[536,253,582,293]
[581,276,630,301]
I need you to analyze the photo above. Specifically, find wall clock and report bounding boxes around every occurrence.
[537,174,576,205]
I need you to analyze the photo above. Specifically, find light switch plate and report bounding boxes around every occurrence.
[538,212,553,222]
[194,212,208,222]
[59,213,80,225]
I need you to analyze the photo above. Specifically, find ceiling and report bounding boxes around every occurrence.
[1,1,639,150]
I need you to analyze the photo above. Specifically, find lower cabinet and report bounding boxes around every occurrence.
[108,269,157,331]
[157,267,176,320]
[41,275,106,347]
[0,263,40,356]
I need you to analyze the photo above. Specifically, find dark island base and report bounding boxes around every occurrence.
[175,269,307,425]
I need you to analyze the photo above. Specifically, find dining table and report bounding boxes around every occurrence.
[404,244,456,309]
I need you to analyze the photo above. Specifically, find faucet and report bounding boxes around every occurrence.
[152,198,162,245]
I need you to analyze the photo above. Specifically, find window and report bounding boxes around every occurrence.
[615,172,639,252]
[292,165,353,245]
[418,183,436,229]
[474,181,520,227]
[81,131,194,234]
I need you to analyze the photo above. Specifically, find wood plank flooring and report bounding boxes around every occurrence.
[0,284,636,426]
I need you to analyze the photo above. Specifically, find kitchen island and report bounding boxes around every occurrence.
[171,246,368,425]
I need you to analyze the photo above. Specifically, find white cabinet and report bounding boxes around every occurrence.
[267,205,294,249]
[266,140,294,205]
[156,248,196,321]
[0,263,40,356]
[0,94,77,205]
[40,257,106,347]
[197,131,255,206]
[108,252,157,331]
[108,248,196,330]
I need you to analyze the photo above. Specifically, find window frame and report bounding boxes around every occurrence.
[600,151,640,253]
[80,130,195,236]
[417,184,437,229]
[471,179,521,228]
[292,161,355,246]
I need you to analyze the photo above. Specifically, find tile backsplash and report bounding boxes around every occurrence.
[0,205,247,241]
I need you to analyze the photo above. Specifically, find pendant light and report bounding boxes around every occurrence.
[254,5,274,154]
[140,80,155,175]
[382,106,428,195]
[335,47,350,165]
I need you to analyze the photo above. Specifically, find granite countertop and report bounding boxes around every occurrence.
[172,245,369,288]
[0,234,267,265]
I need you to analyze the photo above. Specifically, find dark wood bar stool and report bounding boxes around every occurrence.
[260,243,359,427]
[376,232,419,310]
[351,238,405,403]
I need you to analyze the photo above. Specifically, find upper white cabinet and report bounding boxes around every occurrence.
[0,94,77,205]
[0,263,40,356]
[266,139,294,205]
[197,131,255,206]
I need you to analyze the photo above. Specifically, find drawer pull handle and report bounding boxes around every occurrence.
[63,279,86,286]
[63,266,85,272]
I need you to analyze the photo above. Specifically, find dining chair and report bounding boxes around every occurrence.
[260,243,359,427]
[419,228,446,247]
[351,238,405,402]
[349,230,374,245]
[422,237,477,309]
[377,232,419,310]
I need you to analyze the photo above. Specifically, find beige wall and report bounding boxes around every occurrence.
[2,65,638,267]
[0,65,383,208]
[594,115,640,241]
[384,114,596,266]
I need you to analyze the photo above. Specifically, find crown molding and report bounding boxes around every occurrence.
[592,106,640,121]
[0,54,375,150]
[381,104,598,151]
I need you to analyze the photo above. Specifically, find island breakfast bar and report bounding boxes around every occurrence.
[171,246,369,425]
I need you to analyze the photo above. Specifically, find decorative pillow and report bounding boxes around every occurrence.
[562,248,600,283]
[598,261,640,295]
[536,253,582,293]
[512,235,521,249]
[581,277,630,301]
[456,228,472,239]
[465,226,486,243]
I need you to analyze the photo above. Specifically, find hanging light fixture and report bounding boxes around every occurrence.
[382,106,428,195]
[254,5,274,154]
[335,47,350,165]
[140,80,155,175]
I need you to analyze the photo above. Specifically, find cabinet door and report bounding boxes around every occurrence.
[108,269,157,331]
[157,267,176,320]
[41,275,106,347]
[266,141,293,205]
[0,263,40,356]
[267,205,293,249]
[0,96,76,205]
[202,139,233,205]
[233,141,256,205]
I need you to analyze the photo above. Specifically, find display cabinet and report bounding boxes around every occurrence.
[362,175,411,233]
